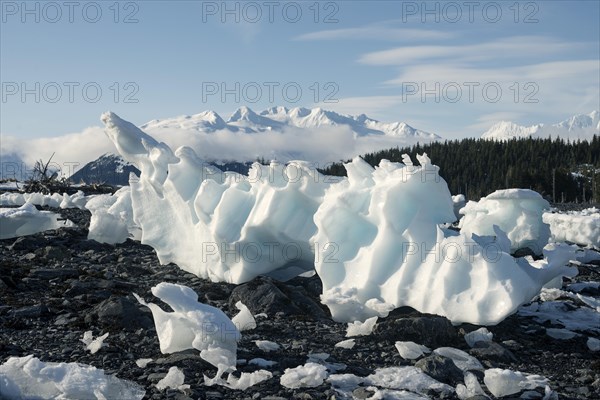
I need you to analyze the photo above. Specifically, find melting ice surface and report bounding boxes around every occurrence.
[103,112,577,326]
[459,189,551,254]
[102,111,331,283]
[313,156,576,324]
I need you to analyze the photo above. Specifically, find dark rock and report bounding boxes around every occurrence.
[415,354,464,386]
[41,245,70,261]
[229,276,327,319]
[374,315,459,348]
[9,304,52,318]
[29,268,80,280]
[9,235,48,251]
[84,296,153,331]
[469,341,518,364]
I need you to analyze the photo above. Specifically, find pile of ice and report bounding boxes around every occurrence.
[0,355,145,399]
[543,207,599,248]
[103,112,577,326]
[103,111,331,283]
[459,189,551,254]
[85,186,141,244]
[0,190,89,209]
[313,156,576,324]
[0,203,74,239]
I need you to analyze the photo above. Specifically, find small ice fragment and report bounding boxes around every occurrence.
[254,340,280,352]
[464,327,493,348]
[135,358,152,368]
[394,341,430,360]
[346,316,378,337]
[334,339,355,349]
[248,358,277,367]
[232,301,256,331]
[280,362,328,388]
[81,331,108,354]
[433,347,483,371]
[156,366,189,391]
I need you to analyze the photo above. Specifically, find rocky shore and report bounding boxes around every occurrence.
[1,206,599,399]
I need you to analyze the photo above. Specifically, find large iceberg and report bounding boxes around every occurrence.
[459,189,551,254]
[313,157,575,324]
[103,112,576,325]
[102,111,331,283]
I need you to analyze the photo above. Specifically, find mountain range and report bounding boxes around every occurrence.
[482,111,599,141]
[140,106,441,140]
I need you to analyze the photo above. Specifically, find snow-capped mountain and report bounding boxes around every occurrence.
[70,153,140,186]
[482,111,599,141]
[140,106,440,140]
[69,153,254,186]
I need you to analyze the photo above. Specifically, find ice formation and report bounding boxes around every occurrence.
[543,208,599,248]
[102,111,330,283]
[0,203,74,239]
[81,331,109,354]
[204,369,272,390]
[0,190,89,209]
[483,368,548,397]
[464,327,493,348]
[313,157,576,324]
[334,339,355,349]
[0,355,145,399]
[394,341,431,360]
[231,301,256,331]
[433,347,484,372]
[280,362,328,388]
[85,186,140,244]
[346,316,378,337]
[254,340,280,352]
[456,372,486,399]
[451,194,466,221]
[133,282,240,374]
[459,189,551,254]
[103,112,577,326]
[156,366,189,391]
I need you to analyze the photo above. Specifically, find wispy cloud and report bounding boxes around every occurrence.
[296,26,456,42]
[359,36,579,65]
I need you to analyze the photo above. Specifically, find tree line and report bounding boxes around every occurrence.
[321,135,600,203]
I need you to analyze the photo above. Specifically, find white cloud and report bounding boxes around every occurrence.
[358,36,578,65]
[296,26,455,41]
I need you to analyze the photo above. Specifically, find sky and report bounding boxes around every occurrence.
[1,0,599,166]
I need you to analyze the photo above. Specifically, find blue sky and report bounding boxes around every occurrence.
[1,0,599,141]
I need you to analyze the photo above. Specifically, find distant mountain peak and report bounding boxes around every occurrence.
[482,111,599,141]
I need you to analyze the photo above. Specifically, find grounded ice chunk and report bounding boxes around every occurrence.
[314,157,575,325]
[365,367,454,395]
[346,316,378,337]
[433,347,484,372]
[464,327,493,348]
[248,358,277,367]
[134,282,240,374]
[156,366,189,391]
[280,362,328,389]
[254,340,280,352]
[86,186,140,244]
[231,301,256,331]
[101,111,330,284]
[460,189,551,254]
[0,203,74,239]
[0,355,144,399]
[543,208,599,248]
[394,341,431,360]
[81,331,108,354]
[456,372,486,400]
[483,368,548,397]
